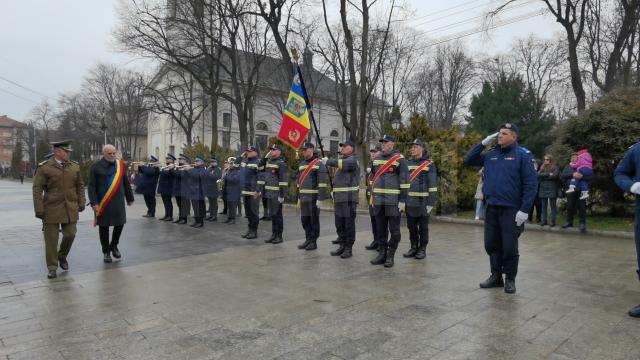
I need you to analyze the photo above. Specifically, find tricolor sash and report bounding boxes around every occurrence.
[369,154,402,205]
[297,158,320,208]
[94,159,124,227]
[409,160,431,182]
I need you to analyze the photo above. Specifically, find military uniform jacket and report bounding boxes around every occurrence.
[241,157,260,195]
[406,155,438,209]
[135,165,159,196]
[203,166,222,198]
[157,168,174,195]
[326,154,360,203]
[258,156,288,199]
[370,150,409,206]
[297,156,328,202]
[615,142,640,210]
[186,167,207,201]
[32,158,85,224]
[88,158,134,227]
[224,167,242,202]
[171,168,190,197]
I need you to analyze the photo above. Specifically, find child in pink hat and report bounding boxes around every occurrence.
[565,149,593,200]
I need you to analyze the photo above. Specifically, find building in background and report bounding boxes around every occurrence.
[0,115,29,174]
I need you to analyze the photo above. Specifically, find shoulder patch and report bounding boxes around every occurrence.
[70,160,79,165]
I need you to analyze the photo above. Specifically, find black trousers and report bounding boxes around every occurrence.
[407,212,429,249]
[262,196,270,218]
[99,225,123,254]
[335,201,357,246]
[221,198,227,214]
[207,196,218,217]
[374,205,401,250]
[267,199,283,235]
[244,196,259,231]
[484,205,523,280]
[175,196,190,219]
[370,215,379,244]
[227,201,238,220]
[143,194,156,216]
[191,199,206,222]
[161,194,173,218]
[301,201,320,241]
[565,191,586,225]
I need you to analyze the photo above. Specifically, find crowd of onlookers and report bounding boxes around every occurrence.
[475,151,592,232]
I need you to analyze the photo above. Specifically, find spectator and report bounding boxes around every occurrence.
[538,154,560,227]
[561,152,588,233]
[474,168,485,220]
[566,148,593,200]
[529,158,543,223]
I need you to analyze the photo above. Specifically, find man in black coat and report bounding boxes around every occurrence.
[157,154,176,221]
[88,144,134,263]
[135,155,160,218]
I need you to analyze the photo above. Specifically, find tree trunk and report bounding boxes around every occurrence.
[210,94,218,148]
[566,27,587,112]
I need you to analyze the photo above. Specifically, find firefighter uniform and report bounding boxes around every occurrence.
[171,154,191,224]
[187,155,207,228]
[365,145,383,251]
[135,155,160,218]
[258,144,288,244]
[369,134,409,268]
[240,147,261,239]
[296,142,329,251]
[324,140,360,258]
[204,156,222,221]
[404,139,438,260]
[157,154,176,221]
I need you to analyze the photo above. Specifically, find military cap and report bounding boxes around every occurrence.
[149,155,159,162]
[195,155,205,162]
[498,123,519,134]
[179,154,191,162]
[301,142,315,150]
[51,140,73,151]
[339,140,355,148]
[270,144,283,151]
[379,134,395,143]
[410,139,426,147]
[166,153,176,161]
[369,144,381,152]
[209,156,218,162]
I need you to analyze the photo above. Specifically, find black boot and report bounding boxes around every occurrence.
[504,278,516,294]
[550,221,556,227]
[340,245,352,259]
[365,239,378,250]
[479,273,504,288]
[414,245,427,260]
[245,230,257,239]
[579,223,587,233]
[330,243,345,256]
[241,230,250,238]
[164,217,173,222]
[159,216,168,221]
[192,221,203,228]
[561,222,573,229]
[271,234,283,244]
[305,239,317,251]
[370,246,387,265]
[264,233,276,243]
[629,305,640,318]
[384,248,396,268]
[540,221,548,226]
[332,238,343,244]
[173,218,182,223]
[298,238,312,250]
[403,242,418,258]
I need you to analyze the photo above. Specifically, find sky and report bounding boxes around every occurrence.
[0,0,559,123]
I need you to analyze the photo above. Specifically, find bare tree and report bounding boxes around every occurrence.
[30,100,57,142]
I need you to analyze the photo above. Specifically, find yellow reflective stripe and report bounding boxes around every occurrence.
[400,184,410,189]
[338,159,343,169]
[241,163,246,167]
[373,160,399,166]
[299,165,319,170]
[333,186,359,192]
[265,186,280,191]
[428,187,438,192]
[242,191,255,195]
[266,163,279,169]
[318,183,328,188]
[245,163,258,168]
[408,191,429,197]
[279,182,288,186]
[372,188,400,194]
[299,189,319,194]
[257,181,266,185]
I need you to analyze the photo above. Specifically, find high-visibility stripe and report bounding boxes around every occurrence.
[333,186,359,192]
[245,163,258,168]
[265,186,280,191]
[428,187,438,192]
[408,165,429,171]
[400,184,410,189]
[373,160,399,166]
[299,189,319,194]
[242,191,255,195]
[257,181,266,185]
[279,182,288,186]
[299,165,319,170]
[266,163,279,169]
[372,188,400,194]
[408,191,429,197]
[318,183,328,188]
[338,159,343,169]
[257,166,264,171]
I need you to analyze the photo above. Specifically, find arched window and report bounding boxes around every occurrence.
[329,129,340,154]
[330,129,339,137]
[256,122,269,132]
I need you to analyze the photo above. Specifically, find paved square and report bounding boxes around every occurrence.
[2,180,639,359]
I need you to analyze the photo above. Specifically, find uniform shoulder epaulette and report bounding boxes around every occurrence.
[38,160,48,167]
[629,142,640,149]
[70,160,79,165]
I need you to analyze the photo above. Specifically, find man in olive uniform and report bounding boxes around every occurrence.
[322,140,360,258]
[365,145,382,251]
[296,142,328,251]
[369,134,409,268]
[258,144,288,244]
[33,140,85,279]
[404,139,438,260]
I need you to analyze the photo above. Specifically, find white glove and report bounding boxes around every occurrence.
[216,179,222,183]
[426,206,433,214]
[481,132,499,146]
[321,157,328,164]
[316,200,322,208]
[278,196,284,204]
[398,202,406,212]
[515,211,528,226]
[630,182,640,195]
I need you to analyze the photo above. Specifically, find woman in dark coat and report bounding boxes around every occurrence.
[537,154,560,227]
[88,145,134,262]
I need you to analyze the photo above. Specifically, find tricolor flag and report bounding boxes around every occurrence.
[277,67,311,149]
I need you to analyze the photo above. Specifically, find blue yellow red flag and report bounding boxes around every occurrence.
[277,67,311,149]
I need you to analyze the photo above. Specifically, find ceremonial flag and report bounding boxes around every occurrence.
[277,66,311,149]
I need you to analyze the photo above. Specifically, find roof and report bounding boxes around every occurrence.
[0,115,27,128]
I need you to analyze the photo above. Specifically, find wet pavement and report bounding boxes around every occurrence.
[1,179,639,359]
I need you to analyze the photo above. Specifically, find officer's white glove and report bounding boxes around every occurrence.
[481,132,499,146]
[316,200,322,208]
[278,196,284,204]
[321,157,328,164]
[426,206,433,214]
[630,182,640,195]
[398,201,406,212]
[515,211,528,226]
[216,179,222,183]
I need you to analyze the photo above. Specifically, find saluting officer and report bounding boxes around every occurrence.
[464,123,537,294]
[258,144,288,244]
[204,156,222,221]
[369,135,409,268]
[171,154,191,224]
[136,155,160,218]
[403,139,438,260]
[187,155,207,228]
[32,140,85,279]
[240,146,261,239]
[365,145,382,251]
[322,140,360,258]
[157,154,176,221]
[296,142,329,251]
[614,141,640,318]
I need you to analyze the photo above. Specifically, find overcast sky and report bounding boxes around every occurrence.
[0,0,558,122]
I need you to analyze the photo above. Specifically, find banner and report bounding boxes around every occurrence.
[277,67,311,149]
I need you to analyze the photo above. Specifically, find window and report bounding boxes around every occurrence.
[330,129,340,137]
[168,145,175,156]
[255,135,268,152]
[155,147,159,159]
[330,140,339,154]
[256,122,269,132]
[222,113,231,128]
[222,131,230,149]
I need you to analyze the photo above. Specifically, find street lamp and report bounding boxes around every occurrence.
[100,108,107,146]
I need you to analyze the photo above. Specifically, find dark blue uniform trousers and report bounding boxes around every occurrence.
[484,205,523,280]
[244,195,259,231]
[374,205,401,250]
[335,202,357,246]
[636,208,640,281]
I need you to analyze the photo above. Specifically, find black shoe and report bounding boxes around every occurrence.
[332,238,343,244]
[111,246,121,259]
[479,273,504,288]
[365,240,378,250]
[226,219,235,224]
[260,216,271,221]
[540,222,548,226]
[579,223,586,233]
[142,213,154,218]
[163,217,173,222]
[403,247,417,258]
[340,247,352,259]
[271,234,283,244]
[305,240,317,251]
[159,216,168,221]
[224,218,232,223]
[208,217,217,222]
[219,211,227,215]
[629,305,640,318]
[298,239,312,249]
[264,233,276,243]
[245,231,258,239]
[241,230,250,238]
[561,223,573,229]
[58,256,68,270]
[550,222,556,227]
[504,279,516,294]
[47,270,57,279]
[414,249,426,259]
[173,218,182,223]
[384,248,396,268]
[370,247,387,265]
[103,253,113,263]
[331,244,346,256]
[192,222,204,228]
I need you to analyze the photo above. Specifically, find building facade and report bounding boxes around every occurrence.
[0,115,29,172]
